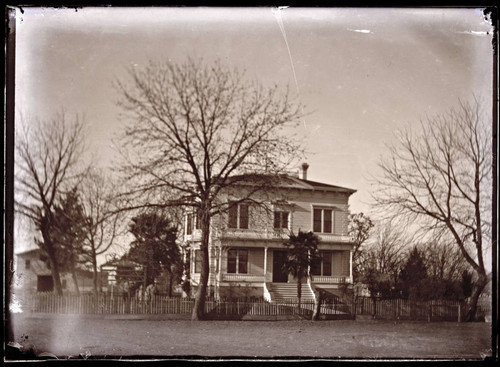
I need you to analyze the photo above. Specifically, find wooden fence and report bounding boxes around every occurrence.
[352,296,491,321]
[24,293,350,318]
[22,293,490,321]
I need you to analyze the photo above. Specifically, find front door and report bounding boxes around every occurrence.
[272,250,288,282]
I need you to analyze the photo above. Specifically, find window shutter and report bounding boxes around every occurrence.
[228,204,238,228]
[324,209,332,233]
[313,209,322,232]
[239,204,249,229]
[282,212,289,229]
[227,249,237,273]
[273,211,281,229]
[341,251,350,276]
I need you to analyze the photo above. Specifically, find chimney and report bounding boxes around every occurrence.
[301,163,309,180]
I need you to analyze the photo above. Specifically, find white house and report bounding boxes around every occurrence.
[182,164,356,301]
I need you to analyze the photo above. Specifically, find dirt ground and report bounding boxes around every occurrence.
[7,313,493,361]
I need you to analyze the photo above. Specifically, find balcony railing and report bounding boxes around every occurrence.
[217,229,351,243]
[221,274,265,282]
[311,276,352,284]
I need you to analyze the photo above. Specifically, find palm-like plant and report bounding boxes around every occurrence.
[283,231,321,313]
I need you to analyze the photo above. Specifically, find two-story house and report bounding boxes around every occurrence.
[182,163,356,302]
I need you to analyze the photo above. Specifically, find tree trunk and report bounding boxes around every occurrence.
[464,274,488,321]
[48,252,64,296]
[91,256,99,296]
[168,270,173,297]
[312,289,323,321]
[297,277,302,315]
[71,266,80,296]
[192,209,210,321]
[42,226,63,296]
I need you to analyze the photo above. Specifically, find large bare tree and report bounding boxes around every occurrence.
[372,98,492,320]
[15,112,88,295]
[115,58,303,320]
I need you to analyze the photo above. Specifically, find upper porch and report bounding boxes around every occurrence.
[185,228,353,244]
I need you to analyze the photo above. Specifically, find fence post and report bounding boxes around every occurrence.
[458,304,461,322]
[428,303,432,322]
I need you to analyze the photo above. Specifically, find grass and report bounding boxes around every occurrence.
[8,313,493,360]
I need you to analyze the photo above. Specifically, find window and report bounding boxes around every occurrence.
[37,275,54,292]
[273,211,289,229]
[227,249,248,274]
[194,250,202,273]
[312,251,332,276]
[187,211,202,235]
[228,203,249,229]
[25,259,31,270]
[313,208,335,233]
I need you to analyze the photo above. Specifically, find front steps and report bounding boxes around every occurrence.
[267,282,315,302]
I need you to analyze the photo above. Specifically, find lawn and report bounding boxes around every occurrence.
[7,313,493,360]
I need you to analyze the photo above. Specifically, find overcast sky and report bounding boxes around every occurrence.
[13,6,494,252]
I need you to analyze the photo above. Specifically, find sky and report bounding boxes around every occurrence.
[12,6,494,254]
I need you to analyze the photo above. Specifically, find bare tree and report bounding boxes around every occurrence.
[15,112,88,295]
[358,220,407,286]
[115,58,304,320]
[372,98,492,320]
[421,238,469,282]
[358,220,407,316]
[80,169,125,295]
[348,212,374,282]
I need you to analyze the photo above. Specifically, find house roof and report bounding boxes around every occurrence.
[224,173,356,194]
[15,247,42,257]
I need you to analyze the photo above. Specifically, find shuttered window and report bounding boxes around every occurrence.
[228,203,249,229]
[274,211,289,229]
[313,208,335,233]
[227,249,248,274]
[311,251,332,276]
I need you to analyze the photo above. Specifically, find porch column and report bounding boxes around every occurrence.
[349,249,353,283]
[214,246,220,300]
[263,246,268,282]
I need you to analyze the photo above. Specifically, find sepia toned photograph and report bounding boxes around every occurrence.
[5,6,496,361]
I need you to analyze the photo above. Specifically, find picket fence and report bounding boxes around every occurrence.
[25,293,349,318]
[352,296,491,321]
[23,293,489,321]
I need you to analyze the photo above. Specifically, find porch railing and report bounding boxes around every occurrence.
[221,274,265,282]
[311,276,351,284]
[218,229,351,243]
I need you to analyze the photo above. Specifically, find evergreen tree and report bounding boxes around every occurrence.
[398,246,428,299]
[127,212,180,295]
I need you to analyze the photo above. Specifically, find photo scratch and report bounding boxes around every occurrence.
[271,7,306,129]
